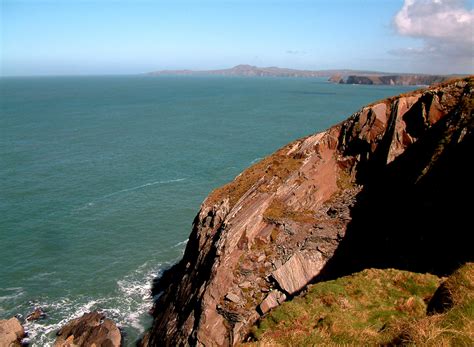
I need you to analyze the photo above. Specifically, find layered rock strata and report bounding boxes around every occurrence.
[143,77,473,346]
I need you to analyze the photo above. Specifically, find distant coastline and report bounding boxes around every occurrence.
[147,64,462,86]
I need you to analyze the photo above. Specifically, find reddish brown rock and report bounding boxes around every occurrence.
[26,307,46,321]
[259,290,286,315]
[54,311,121,347]
[0,318,25,347]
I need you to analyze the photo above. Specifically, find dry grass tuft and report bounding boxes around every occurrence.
[206,144,304,209]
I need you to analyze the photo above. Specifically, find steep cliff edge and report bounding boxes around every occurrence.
[143,77,473,346]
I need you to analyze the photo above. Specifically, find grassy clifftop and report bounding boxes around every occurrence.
[249,263,473,346]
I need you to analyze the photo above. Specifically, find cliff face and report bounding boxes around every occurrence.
[143,77,473,346]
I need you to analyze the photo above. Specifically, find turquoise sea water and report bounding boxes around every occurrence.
[0,76,417,345]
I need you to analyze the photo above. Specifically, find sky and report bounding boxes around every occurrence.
[1,0,473,76]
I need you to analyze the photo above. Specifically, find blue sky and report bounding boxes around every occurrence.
[1,0,473,76]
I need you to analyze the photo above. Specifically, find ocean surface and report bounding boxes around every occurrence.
[0,76,418,345]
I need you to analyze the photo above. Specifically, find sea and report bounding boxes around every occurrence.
[0,75,418,346]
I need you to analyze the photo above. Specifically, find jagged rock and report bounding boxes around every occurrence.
[271,251,325,295]
[259,290,287,315]
[54,311,121,347]
[26,307,46,321]
[143,77,473,346]
[0,317,25,347]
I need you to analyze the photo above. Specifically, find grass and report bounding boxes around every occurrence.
[206,143,304,209]
[246,264,473,346]
[391,263,474,346]
[247,268,443,345]
[263,198,316,224]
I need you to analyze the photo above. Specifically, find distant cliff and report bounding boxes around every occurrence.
[333,74,450,85]
[147,65,382,78]
[142,77,473,346]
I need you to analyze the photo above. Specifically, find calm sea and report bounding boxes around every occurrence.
[0,76,417,345]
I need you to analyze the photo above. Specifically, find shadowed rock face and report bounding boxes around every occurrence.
[143,77,473,346]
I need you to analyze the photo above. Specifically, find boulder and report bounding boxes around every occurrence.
[271,251,324,295]
[259,290,286,315]
[26,307,46,321]
[0,317,25,347]
[54,311,121,347]
[225,292,241,304]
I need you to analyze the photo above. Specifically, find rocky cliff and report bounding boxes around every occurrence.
[142,77,473,346]
[334,74,450,85]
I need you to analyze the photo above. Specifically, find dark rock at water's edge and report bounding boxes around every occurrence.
[54,311,121,347]
[142,77,473,346]
[0,317,25,347]
[26,308,46,322]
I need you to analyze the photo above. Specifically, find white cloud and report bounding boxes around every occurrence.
[393,0,473,72]
[395,0,473,41]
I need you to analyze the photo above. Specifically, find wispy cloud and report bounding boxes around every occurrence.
[286,50,307,55]
[392,0,473,72]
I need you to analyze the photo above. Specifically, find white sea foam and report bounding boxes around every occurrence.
[172,239,188,248]
[21,261,174,346]
[250,157,263,164]
[0,287,24,302]
[23,298,106,347]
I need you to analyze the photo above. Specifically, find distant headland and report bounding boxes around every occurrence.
[147,64,461,85]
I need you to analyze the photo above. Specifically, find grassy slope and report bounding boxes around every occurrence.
[248,263,473,346]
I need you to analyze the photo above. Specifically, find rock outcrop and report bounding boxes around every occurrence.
[54,311,121,347]
[0,318,25,347]
[26,308,46,321]
[143,77,473,346]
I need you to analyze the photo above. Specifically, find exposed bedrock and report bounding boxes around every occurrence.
[143,77,473,346]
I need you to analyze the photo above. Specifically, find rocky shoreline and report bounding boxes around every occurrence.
[0,310,122,347]
[2,77,471,346]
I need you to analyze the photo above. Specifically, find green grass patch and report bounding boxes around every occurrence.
[247,264,474,346]
[263,198,315,224]
[249,268,442,345]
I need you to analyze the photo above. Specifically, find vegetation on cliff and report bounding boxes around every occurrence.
[249,263,473,346]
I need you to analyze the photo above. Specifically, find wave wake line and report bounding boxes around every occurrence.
[76,178,186,210]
